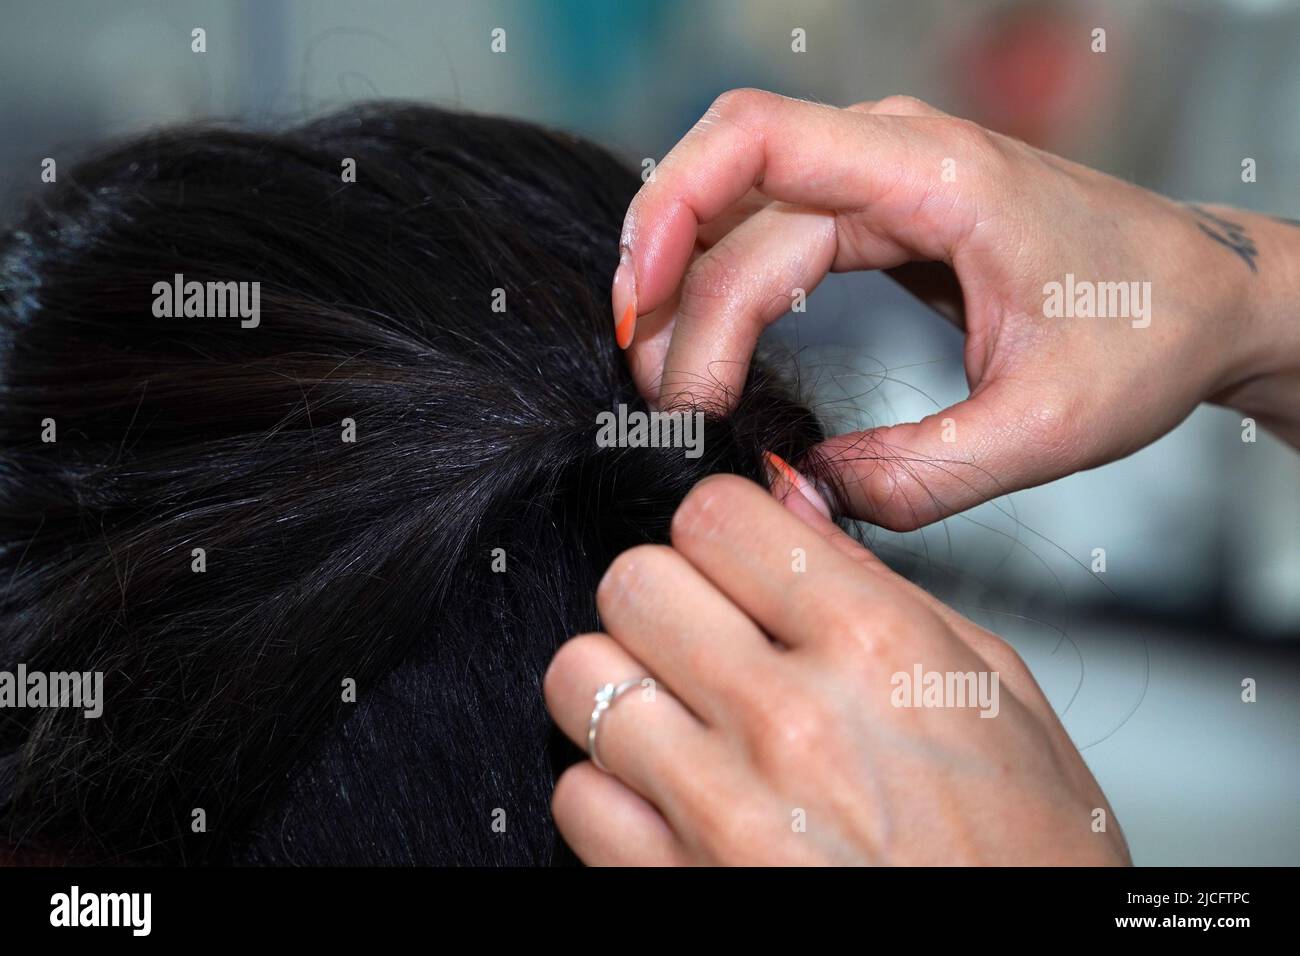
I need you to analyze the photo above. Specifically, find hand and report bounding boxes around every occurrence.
[543,471,1131,865]
[612,90,1300,530]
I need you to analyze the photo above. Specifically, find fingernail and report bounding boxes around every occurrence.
[762,451,832,520]
[612,245,637,350]
[810,477,837,516]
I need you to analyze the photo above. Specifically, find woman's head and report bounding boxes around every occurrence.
[0,103,828,864]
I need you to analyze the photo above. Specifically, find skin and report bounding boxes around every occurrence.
[611,89,1300,529]
[544,473,1131,865]
[544,90,1300,864]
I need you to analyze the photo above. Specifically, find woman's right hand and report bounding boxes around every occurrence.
[544,474,1131,866]
[613,90,1300,530]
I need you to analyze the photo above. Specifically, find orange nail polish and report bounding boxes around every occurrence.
[763,451,833,519]
[611,245,638,350]
[615,302,637,349]
[764,451,798,488]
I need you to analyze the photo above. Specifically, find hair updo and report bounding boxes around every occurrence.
[0,103,829,864]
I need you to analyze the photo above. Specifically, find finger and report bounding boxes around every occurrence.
[630,190,775,383]
[767,458,1062,741]
[860,97,968,324]
[811,377,1082,532]
[613,90,991,395]
[695,187,771,248]
[596,544,777,725]
[766,453,885,571]
[669,474,929,653]
[625,90,970,301]
[551,761,690,866]
[644,201,836,408]
[631,92,966,408]
[769,452,1013,633]
[623,287,678,403]
[543,632,714,807]
[770,461,1020,637]
[763,449,833,520]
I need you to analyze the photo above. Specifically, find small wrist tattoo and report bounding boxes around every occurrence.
[1187,203,1258,273]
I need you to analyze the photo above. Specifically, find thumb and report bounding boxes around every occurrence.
[812,378,1076,531]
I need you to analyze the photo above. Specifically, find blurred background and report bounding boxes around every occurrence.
[1,0,1296,864]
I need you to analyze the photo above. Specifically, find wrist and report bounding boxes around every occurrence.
[1198,206,1300,441]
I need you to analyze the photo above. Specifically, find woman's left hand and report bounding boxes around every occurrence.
[543,471,1131,865]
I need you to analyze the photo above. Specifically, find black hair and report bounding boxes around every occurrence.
[0,103,829,864]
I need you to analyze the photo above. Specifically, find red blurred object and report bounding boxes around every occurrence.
[949,2,1115,151]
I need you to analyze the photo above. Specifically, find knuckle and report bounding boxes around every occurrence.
[944,119,1012,189]
[856,455,925,532]
[874,94,933,115]
[826,605,908,663]
[969,629,1028,680]
[596,544,674,616]
[945,116,996,152]
[1013,395,1079,465]
[679,246,741,308]
[708,87,769,120]
[670,473,749,546]
[549,763,589,824]
[689,795,770,863]
[750,696,833,768]
[543,632,603,703]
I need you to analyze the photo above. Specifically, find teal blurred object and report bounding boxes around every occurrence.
[530,0,678,130]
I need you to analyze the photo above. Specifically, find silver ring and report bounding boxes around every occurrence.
[587,678,644,772]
